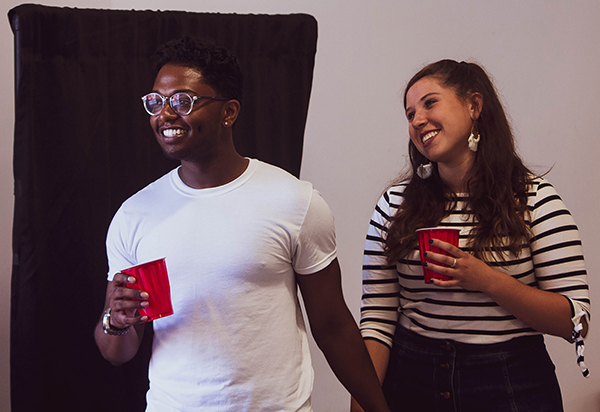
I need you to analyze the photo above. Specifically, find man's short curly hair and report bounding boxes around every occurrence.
[153,36,243,102]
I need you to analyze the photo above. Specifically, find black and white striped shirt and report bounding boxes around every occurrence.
[360,178,590,346]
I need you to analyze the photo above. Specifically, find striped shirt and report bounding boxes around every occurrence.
[360,177,591,347]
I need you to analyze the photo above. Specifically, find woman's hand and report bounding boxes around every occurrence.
[106,273,150,328]
[422,239,577,340]
[423,239,500,292]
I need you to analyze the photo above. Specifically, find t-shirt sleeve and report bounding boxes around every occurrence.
[293,189,337,275]
[105,207,137,281]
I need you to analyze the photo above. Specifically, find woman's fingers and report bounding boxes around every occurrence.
[423,251,456,268]
[429,239,461,255]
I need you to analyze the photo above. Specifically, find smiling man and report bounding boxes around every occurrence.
[94,36,389,412]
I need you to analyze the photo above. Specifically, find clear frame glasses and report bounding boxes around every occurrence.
[141,92,230,116]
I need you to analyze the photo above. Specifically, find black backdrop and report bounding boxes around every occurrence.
[8,4,317,411]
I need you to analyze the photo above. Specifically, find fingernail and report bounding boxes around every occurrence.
[423,262,428,267]
[128,276,136,283]
[423,252,428,257]
[140,292,149,299]
[141,316,148,322]
[428,239,433,244]
[141,301,150,308]
[428,279,434,284]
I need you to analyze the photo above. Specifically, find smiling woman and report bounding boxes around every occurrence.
[404,76,481,191]
[354,60,590,412]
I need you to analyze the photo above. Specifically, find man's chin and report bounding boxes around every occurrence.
[158,147,184,161]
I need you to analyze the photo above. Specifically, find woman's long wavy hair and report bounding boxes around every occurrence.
[385,60,534,263]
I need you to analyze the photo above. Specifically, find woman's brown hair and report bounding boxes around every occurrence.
[385,60,533,263]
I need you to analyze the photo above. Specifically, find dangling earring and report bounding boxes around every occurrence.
[468,132,480,152]
[416,162,433,179]
[468,126,480,152]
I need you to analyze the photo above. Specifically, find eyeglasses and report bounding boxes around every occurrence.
[141,92,230,116]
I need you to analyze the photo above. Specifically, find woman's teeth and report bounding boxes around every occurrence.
[422,130,439,144]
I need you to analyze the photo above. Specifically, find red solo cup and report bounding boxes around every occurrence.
[417,227,460,283]
[123,258,173,321]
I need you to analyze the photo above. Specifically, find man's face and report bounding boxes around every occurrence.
[149,64,229,162]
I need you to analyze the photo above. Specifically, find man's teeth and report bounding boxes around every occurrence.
[422,130,438,144]
[162,128,185,137]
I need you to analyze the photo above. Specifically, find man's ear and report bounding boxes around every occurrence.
[222,99,241,127]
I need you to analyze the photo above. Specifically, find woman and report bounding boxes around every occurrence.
[354,60,590,412]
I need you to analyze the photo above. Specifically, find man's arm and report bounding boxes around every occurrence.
[349,339,391,412]
[94,274,149,366]
[296,258,390,412]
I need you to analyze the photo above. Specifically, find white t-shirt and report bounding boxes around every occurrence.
[106,159,337,412]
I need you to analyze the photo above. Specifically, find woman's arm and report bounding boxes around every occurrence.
[350,189,405,411]
[426,180,590,340]
[425,241,587,340]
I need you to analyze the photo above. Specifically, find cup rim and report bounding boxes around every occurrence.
[123,257,166,271]
[416,227,460,232]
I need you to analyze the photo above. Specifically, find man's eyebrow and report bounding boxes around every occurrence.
[150,88,196,94]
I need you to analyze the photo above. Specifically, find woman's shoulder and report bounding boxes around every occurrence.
[386,179,410,196]
[372,180,410,215]
[527,175,557,194]
[382,180,409,201]
[525,175,565,209]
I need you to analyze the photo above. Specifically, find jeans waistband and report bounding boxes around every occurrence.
[394,325,544,356]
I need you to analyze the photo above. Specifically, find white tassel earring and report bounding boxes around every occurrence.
[416,162,433,179]
[468,131,480,152]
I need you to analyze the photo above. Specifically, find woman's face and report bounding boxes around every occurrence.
[405,76,476,170]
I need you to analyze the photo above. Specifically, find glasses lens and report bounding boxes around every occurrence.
[144,93,164,115]
[171,93,194,116]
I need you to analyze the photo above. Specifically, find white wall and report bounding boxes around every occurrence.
[2,1,599,410]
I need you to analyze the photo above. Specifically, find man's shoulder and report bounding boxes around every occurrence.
[250,160,317,208]
[253,160,313,191]
[120,169,177,209]
[254,160,298,180]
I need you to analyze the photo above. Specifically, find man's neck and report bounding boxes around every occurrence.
[178,153,249,189]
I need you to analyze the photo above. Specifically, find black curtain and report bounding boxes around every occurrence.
[8,4,317,411]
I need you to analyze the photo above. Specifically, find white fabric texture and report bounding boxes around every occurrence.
[106,159,336,412]
[360,177,590,346]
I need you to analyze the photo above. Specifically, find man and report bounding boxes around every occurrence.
[94,36,389,412]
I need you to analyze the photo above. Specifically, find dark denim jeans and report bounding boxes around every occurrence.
[382,326,563,412]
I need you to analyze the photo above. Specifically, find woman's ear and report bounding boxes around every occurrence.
[469,92,483,120]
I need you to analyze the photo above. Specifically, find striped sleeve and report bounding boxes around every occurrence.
[528,179,591,325]
[359,186,403,347]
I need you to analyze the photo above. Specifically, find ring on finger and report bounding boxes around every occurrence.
[451,258,457,268]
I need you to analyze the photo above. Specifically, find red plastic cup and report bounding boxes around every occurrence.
[123,258,174,321]
[417,227,460,283]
